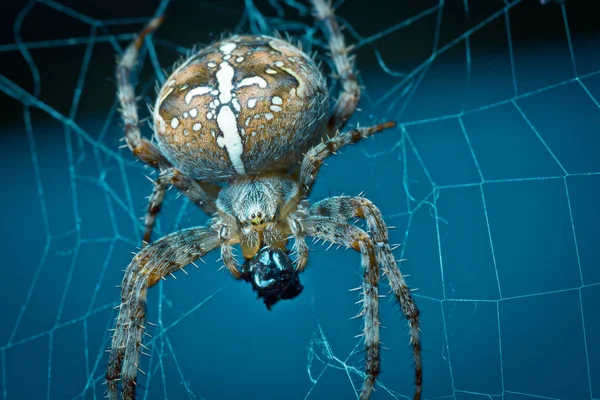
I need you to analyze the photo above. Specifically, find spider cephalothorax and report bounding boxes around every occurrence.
[216,174,300,259]
[107,2,422,400]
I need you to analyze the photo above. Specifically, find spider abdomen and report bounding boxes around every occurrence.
[153,35,328,181]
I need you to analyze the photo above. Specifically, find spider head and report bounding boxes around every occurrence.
[241,246,303,310]
[236,182,278,229]
[216,175,300,231]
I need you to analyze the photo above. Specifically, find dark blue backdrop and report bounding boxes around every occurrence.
[1,1,599,399]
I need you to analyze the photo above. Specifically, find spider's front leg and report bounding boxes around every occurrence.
[309,196,422,400]
[215,221,243,279]
[311,0,360,132]
[289,216,380,400]
[288,208,310,272]
[300,122,396,195]
[117,17,169,170]
[106,227,220,400]
[117,19,220,244]
[143,169,219,244]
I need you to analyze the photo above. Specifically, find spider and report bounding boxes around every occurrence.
[106,1,421,399]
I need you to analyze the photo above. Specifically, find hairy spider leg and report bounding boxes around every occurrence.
[215,221,243,279]
[309,196,422,400]
[116,18,217,245]
[299,122,396,195]
[142,170,168,244]
[287,212,310,272]
[311,0,361,132]
[117,16,170,170]
[106,227,220,400]
[289,216,380,400]
[143,169,219,244]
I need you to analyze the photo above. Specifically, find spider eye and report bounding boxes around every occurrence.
[249,210,265,225]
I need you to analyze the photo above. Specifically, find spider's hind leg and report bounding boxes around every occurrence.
[308,196,422,400]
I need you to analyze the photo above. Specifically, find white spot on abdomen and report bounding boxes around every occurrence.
[248,98,257,108]
[269,41,281,53]
[220,42,237,54]
[171,117,179,129]
[232,98,241,112]
[155,114,166,134]
[282,67,306,97]
[185,86,212,104]
[238,77,268,89]
[216,105,245,174]
[157,87,174,109]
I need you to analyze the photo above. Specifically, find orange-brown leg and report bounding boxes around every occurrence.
[116,18,217,244]
[106,227,221,400]
[116,17,170,170]
[311,0,360,132]
[308,196,422,400]
[299,122,396,195]
[289,216,381,399]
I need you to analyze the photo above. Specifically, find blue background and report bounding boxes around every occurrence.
[1,0,599,399]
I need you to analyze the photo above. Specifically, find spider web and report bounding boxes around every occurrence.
[1,0,599,399]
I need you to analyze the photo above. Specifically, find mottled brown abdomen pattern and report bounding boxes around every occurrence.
[153,35,329,181]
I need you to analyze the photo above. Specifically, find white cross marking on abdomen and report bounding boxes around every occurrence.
[216,105,245,174]
[183,43,270,175]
